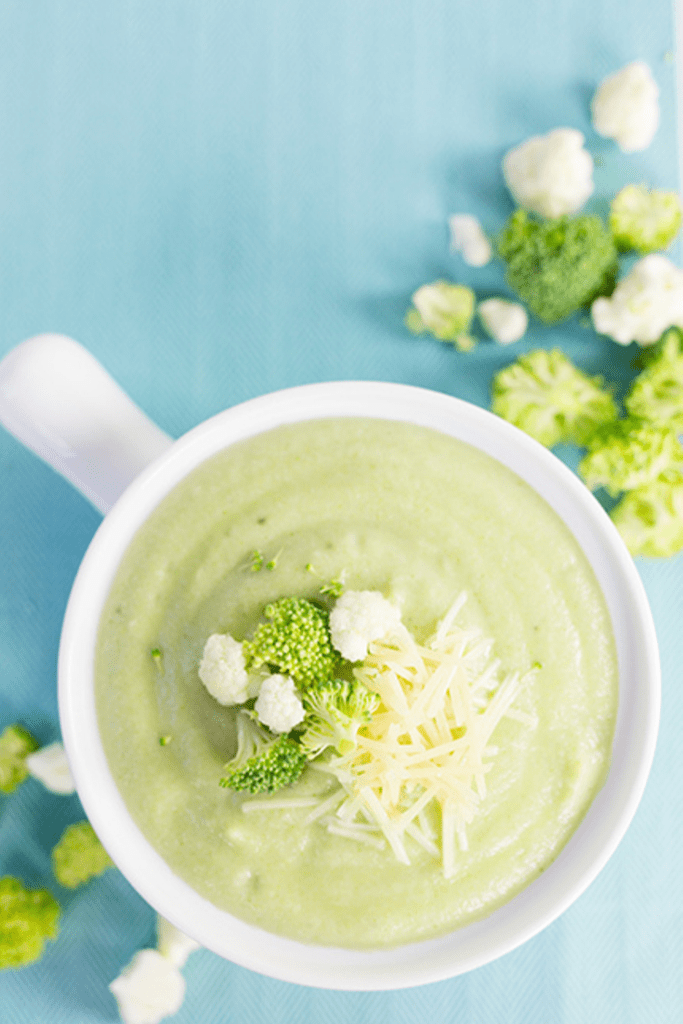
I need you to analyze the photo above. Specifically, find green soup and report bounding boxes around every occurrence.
[95,418,617,948]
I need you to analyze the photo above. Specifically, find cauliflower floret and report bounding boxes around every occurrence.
[406,280,476,350]
[591,60,659,152]
[478,298,528,344]
[329,591,403,663]
[109,949,186,1024]
[255,674,305,733]
[448,214,492,267]
[610,184,681,254]
[156,915,200,968]
[25,741,75,795]
[591,254,683,346]
[198,633,260,705]
[502,128,594,218]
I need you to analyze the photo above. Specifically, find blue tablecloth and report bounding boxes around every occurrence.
[0,2,681,1021]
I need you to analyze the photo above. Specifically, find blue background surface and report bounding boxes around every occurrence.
[0,1,681,1021]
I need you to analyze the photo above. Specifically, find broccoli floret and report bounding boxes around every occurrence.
[610,184,681,254]
[496,210,618,323]
[491,349,618,447]
[52,821,114,888]
[300,678,380,758]
[406,280,476,349]
[579,419,683,497]
[626,328,683,431]
[0,724,40,794]
[611,476,683,557]
[219,711,307,794]
[0,876,60,969]
[243,597,339,689]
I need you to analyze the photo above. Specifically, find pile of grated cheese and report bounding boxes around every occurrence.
[307,593,536,878]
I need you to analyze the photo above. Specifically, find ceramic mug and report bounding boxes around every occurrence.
[0,333,660,990]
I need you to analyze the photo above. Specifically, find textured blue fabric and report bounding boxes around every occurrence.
[0,1,681,1021]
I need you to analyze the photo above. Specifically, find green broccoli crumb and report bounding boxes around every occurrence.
[496,210,618,323]
[52,822,114,889]
[151,648,162,663]
[159,735,172,746]
[219,712,307,794]
[491,349,618,447]
[300,679,380,758]
[265,550,282,571]
[320,576,345,598]
[243,597,340,689]
[0,876,60,969]
[579,418,683,497]
[249,550,264,572]
[0,724,40,794]
[304,563,346,597]
[610,184,681,254]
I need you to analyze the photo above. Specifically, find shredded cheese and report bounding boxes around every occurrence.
[316,594,536,878]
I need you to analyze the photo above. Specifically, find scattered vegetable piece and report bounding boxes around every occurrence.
[243,597,339,689]
[591,60,660,152]
[610,184,681,254]
[591,254,683,346]
[52,821,114,888]
[319,575,345,598]
[477,297,528,344]
[625,328,683,429]
[448,214,492,266]
[109,948,186,1024]
[249,550,264,572]
[25,741,75,795]
[491,345,683,557]
[497,210,617,323]
[502,128,594,218]
[254,673,305,733]
[0,876,60,969]
[198,633,257,705]
[610,476,683,557]
[329,590,403,663]
[578,419,683,497]
[491,348,618,447]
[0,724,39,794]
[300,678,380,758]
[156,915,201,969]
[219,712,307,794]
[406,280,476,349]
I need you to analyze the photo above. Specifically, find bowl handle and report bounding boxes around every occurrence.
[0,334,173,514]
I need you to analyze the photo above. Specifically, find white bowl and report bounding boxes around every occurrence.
[0,334,660,990]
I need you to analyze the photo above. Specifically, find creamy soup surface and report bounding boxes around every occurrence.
[95,418,618,948]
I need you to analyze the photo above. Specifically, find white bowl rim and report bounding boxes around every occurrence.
[58,380,661,991]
